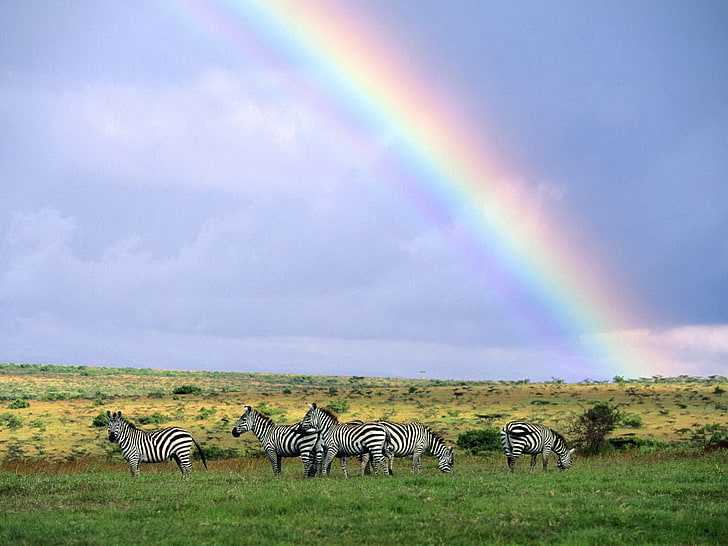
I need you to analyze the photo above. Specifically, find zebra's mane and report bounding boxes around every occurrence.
[423,425,446,445]
[551,428,569,448]
[118,415,138,430]
[319,407,339,422]
[251,409,276,426]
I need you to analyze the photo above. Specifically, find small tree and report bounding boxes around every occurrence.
[457,429,502,455]
[570,402,622,454]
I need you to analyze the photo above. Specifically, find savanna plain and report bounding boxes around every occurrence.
[1,364,727,545]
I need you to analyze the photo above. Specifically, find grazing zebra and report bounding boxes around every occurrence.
[362,421,454,474]
[231,405,319,477]
[500,421,575,472]
[106,410,207,476]
[299,403,390,478]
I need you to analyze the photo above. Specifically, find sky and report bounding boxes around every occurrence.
[1,0,726,382]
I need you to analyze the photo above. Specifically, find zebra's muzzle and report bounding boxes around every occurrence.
[108,432,117,443]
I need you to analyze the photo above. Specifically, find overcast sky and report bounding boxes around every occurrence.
[1,1,726,382]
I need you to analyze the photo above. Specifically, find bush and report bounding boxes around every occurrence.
[173,385,203,395]
[570,402,622,454]
[608,435,669,451]
[621,414,643,428]
[136,412,170,425]
[92,412,109,427]
[457,429,502,455]
[8,399,30,409]
[2,414,23,429]
[326,399,350,415]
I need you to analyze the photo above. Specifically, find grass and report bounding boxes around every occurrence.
[1,365,727,543]
[2,364,727,462]
[1,453,727,545]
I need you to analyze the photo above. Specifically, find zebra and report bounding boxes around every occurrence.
[362,421,454,474]
[500,421,575,472]
[299,403,390,478]
[106,410,208,476]
[231,405,319,477]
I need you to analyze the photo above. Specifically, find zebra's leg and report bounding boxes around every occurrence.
[173,453,193,476]
[542,449,551,471]
[321,449,335,477]
[265,448,281,476]
[412,449,424,474]
[340,456,349,479]
[530,454,538,472]
[360,453,370,476]
[128,457,140,477]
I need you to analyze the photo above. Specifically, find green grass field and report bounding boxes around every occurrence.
[1,453,726,545]
[1,364,727,544]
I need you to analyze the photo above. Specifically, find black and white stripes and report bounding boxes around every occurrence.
[364,421,454,474]
[500,421,574,471]
[231,405,319,477]
[106,410,207,476]
[300,403,391,478]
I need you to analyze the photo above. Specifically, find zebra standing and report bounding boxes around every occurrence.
[106,410,208,476]
[299,403,390,478]
[363,421,454,474]
[500,421,575,472]
[231,405,319,477]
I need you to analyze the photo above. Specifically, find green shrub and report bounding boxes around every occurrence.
[608,435,669,451]
[173,385,203,395]
[92,411,110,427]
[570,402,622,454]
[8,399,30,409]
[1,413,23,429]
[136,412,170,425]
[621,414,643,428]
[325,399,350,415]
[457,429,502,455]
[197,407,217,420]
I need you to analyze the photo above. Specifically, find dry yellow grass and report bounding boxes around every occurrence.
[1,364,726,461]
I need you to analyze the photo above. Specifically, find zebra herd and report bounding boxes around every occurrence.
[106,407,572,477]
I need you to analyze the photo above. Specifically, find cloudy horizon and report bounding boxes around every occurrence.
[1,1,726,382]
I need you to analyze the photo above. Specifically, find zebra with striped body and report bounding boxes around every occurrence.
[231,405,319,477]
[500,421,575,472]
[363,421,454,474]
[106,410,207,476]
[299,403,390,478]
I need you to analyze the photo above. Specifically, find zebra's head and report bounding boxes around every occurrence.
[438,446,455,473]
[106,410,123,443]
[300,403,328,433]
[231,405,253,438]
[557,448,576,470]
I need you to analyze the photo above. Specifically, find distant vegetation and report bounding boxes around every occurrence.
[0,363,727,462]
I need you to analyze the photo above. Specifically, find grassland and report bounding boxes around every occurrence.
[1,364,727,544]
[2,454,727,545]
[1,364,727,462]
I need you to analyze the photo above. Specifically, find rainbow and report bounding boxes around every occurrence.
[174,0,667,380]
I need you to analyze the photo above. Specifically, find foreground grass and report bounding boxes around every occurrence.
[1,454,726,545]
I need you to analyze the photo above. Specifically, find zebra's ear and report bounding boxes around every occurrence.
[307,403,316,410]
[244,405,251,413]
[569,448,576,455]
[106,410,111,417]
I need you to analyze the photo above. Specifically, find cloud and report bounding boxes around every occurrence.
[21,69,361,198]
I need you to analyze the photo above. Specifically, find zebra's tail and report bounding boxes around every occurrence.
[191,435,208,470]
